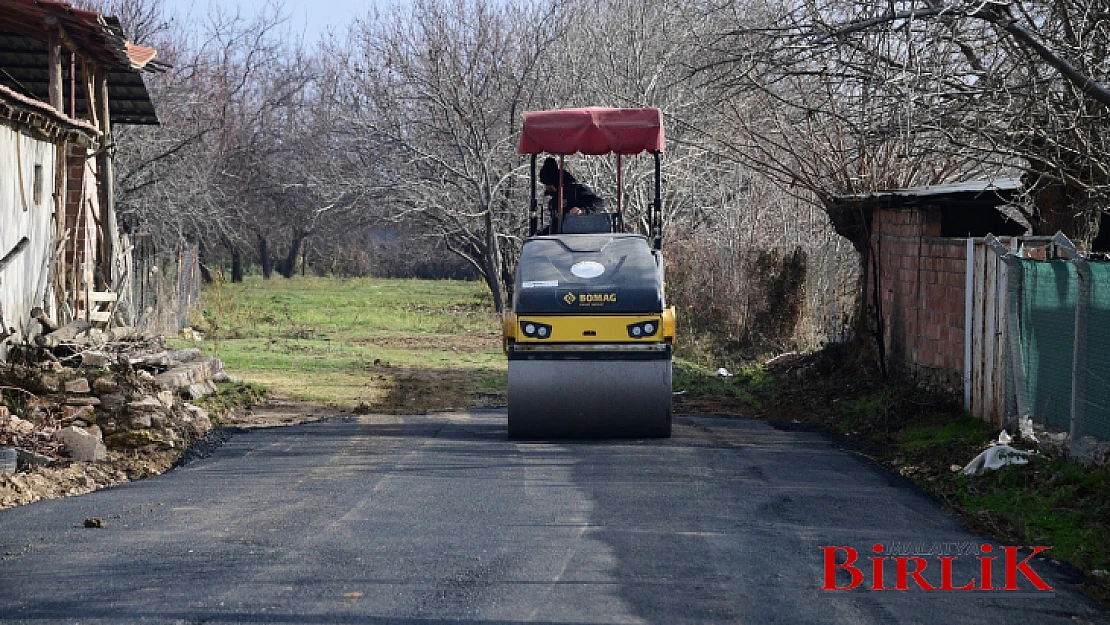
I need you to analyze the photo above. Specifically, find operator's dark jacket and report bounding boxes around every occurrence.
[539,158,606,219]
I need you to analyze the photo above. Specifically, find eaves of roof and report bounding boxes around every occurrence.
[0,0,165,125]
[834,178,1023,209]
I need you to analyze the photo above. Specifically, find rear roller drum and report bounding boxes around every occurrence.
[507,358,672,439]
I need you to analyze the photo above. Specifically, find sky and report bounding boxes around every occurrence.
[159,0,384,44]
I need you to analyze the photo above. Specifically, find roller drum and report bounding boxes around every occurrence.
[507,358,672,439]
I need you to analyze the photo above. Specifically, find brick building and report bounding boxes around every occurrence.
[836,180,1026,418]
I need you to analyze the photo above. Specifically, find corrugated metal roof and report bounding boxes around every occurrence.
[835,178,1023,208]
[0,0,164,125]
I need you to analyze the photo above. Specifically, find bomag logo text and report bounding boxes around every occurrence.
[577,293,617,305]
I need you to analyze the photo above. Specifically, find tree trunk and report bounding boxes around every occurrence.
[1028,176,1100,246]
[231,247,244,283]
[279,230,307,279]
[821,197,884,375]
[197,241,213,284]
[482,206,505,313]
[258,234,273,280]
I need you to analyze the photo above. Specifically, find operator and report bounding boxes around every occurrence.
[539,157,605,233]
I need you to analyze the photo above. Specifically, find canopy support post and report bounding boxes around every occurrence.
[557,155,565,235]
[529,154,538,236]
[616,153,623,232]
[653,151,662,250]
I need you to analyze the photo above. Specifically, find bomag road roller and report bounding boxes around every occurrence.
[503,107,675,439]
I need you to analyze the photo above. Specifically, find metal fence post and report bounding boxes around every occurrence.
[1053,232,1090,459]
[985,234,1026,432]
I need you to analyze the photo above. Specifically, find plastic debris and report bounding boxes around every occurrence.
[962,445,1036,476]
[1019,415,1038,443]
[997,430,1012,445]
[715,368,732,377]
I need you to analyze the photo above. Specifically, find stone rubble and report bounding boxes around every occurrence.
[0,331,230,507]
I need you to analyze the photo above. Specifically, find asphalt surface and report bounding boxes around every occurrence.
[0,411,1105,624]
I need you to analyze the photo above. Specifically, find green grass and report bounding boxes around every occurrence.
[198,276,496,340]
[952,458,1110,571]
[190,276,505,410]
[199,382,269,420]
[895,418,992,456]
[672,359,773,408]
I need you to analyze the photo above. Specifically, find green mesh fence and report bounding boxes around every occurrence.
[1018,260,1076,432]
[1083,264,1110,440]
[1016,258,1110,441]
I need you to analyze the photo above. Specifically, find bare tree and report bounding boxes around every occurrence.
[107,2,332,280]
[689,1,1110,243]
[336,0,562,311]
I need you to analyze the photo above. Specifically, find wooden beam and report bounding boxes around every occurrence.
[47,25,63,111]
[96,70,116,286]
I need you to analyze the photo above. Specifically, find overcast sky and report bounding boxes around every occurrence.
[158,0,388,44]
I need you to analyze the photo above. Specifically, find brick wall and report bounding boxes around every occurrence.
[63,141,97,269]
[872,207,965,395]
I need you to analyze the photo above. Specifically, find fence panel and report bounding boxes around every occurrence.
[968,238,1009,426]
[1018,260,1078,432]
[1080,264,1110,441]
[115,235,200,336]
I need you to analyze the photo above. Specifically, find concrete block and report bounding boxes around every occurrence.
[92,377,120,394]
[129,397,163,413]
[64,378,90,394]
[130,412,152,428]
[62,405,95,422]
[81,351,111,368]
[55,426,107,462]
[99,393,126,411]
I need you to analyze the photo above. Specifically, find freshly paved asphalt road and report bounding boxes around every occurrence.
[0,412,1105,624]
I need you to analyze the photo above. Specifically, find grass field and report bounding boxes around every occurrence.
[192,276,506,412]
[193,275,730,413]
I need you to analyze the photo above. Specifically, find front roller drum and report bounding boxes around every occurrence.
[507,358,672,439]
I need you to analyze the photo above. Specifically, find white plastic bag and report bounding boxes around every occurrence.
[962,445,1035,476]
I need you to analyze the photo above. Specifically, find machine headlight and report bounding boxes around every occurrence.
[626,320,659,339]
[520,321,552,339]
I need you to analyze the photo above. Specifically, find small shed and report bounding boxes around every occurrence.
[835,179,1026,423]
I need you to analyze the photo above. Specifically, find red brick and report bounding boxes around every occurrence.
[923,323,941,340]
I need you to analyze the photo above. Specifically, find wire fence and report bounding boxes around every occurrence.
[114,234,201,336]
[998,235,1110,459]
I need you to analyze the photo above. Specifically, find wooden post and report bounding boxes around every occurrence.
[47,25,63,111]
[96,69,116,286]
[69,52,76,118]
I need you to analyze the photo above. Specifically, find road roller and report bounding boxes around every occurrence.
[503,107,675,439]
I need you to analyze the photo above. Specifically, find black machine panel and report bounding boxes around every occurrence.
[513,234,664,314]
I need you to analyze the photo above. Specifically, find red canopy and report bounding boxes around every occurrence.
[517,107,664,155]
